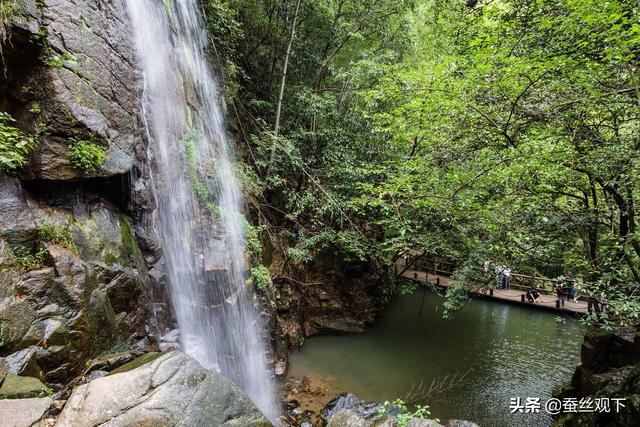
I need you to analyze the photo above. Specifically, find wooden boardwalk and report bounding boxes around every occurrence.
[401,268,589,315]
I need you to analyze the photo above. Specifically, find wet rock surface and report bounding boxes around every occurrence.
[554,326,640,426]
[5,0,141,180]
[273,247,395,352]
[0,177,150,387]
[55,351,272,427]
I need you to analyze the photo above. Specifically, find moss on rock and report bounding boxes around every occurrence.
[0,373,50,399]
[107,352,163,376]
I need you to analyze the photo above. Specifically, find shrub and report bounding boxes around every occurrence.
[249,265,272,291]
[377,399,435,426]
[68,138,107,172]
[9,244,47,270]
[0,112,36,171]
[0,0,20,45]
[38,221,75,249]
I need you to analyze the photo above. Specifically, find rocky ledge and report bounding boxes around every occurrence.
[553,326,640,426]
[283,391,479,427]
[0,351,272,427]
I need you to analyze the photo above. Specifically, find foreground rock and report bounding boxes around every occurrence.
[0,397,52,427]
[321,393,477,427]
[553,326,640,426]
[0,373,50,399]
[55,351,272,426]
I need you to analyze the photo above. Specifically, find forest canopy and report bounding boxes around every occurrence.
[201,0,640,322]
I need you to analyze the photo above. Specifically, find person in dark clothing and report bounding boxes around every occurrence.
[526,286,540,303]
[556,281,567,306]
[565,272,576,303]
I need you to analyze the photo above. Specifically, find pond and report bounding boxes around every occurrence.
[287,290,584,427]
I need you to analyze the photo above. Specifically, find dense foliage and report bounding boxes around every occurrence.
[0,112,36,171]
[202,0,640,322]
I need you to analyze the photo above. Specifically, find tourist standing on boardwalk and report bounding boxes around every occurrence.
[556,281,567,306]
[573,274,583,303]
[495,265,504,289]
[483,260,491,288]
[503,267,511,290]
[565,272,576,302]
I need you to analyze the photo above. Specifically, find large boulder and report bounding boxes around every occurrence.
[55,351,272,426]
[322,393,388,423]
[322,393,446,427]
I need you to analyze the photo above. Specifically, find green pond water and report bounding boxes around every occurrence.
[288,290,584,427]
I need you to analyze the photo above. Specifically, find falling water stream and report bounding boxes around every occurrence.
[125,0,278,421]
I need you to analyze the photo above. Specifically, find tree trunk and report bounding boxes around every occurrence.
[265,0,302,181]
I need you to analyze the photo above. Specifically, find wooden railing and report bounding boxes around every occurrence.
[508,273,559,293]
[399,250,561,296]
[400,251,456,276]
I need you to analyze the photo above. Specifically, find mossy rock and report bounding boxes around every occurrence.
[0,300,36,351]
[0,373,51,399]
[108,352,164,376]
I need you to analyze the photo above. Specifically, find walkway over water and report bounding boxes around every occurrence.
[396,251,591,315]
[401,269,589,315]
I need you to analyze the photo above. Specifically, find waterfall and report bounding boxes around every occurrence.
[124,0,278,421]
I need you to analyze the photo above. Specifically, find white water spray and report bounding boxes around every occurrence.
[125,0,278,421]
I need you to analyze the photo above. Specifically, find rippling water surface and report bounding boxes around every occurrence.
[288,290,584,427]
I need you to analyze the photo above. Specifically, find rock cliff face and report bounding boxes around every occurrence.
[0,176,149,387]
[3,0,142,180]
[554,326,640,426]
[272,247,395,350]
[0,0,156,390]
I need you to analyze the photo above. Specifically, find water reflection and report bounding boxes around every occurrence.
[288,290,583,427]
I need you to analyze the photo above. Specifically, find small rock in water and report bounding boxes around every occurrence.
[321,392,384,423]
[275,360,287,376]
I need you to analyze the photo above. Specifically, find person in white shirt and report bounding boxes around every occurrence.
[503,267,511,290]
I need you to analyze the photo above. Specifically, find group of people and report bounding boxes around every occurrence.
[483,261,512,290]
[555,272,580,306]
[482,261,609,312]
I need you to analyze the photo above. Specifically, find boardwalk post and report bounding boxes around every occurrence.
[555,300,560,309]
[436,277,440,286]
[414,272,418,280]
[521,294,525,303]
[588,300,592,313]
[489,288,493,296]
